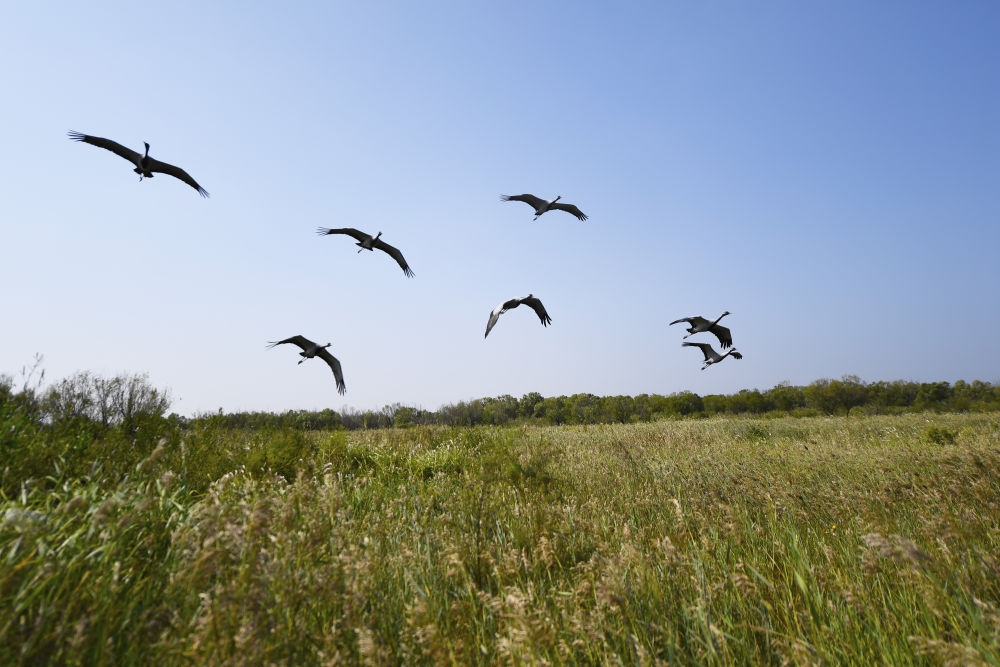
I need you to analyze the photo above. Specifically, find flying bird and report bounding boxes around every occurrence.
[682,342,743,370]
[316,227,414,277]
[500,194,588,221]
[669,312,733,348]
[485,294,552,338]
[267,335,346,394]
[67,131,209,197]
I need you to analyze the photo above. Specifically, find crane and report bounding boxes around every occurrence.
[500,194,587,221]
[316,227,414,277]
[68,131,209,197]
[682,342,743,370]
[267,335,346,394]
[485,294,552,338]
[669,312,733,348]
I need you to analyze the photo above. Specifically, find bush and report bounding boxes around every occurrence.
[924,425,958,446]
[1,370,173,497]
[246,429,318,480]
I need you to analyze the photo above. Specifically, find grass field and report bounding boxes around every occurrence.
[2,413,999,664]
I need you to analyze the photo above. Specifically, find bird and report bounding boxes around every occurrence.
[682,342,743,370]
[316,227,414,277]
[485,294,552,338]
[669,312,733,348]
[500,194,588,221]
[267,335,346,394]
[67,131,209,197]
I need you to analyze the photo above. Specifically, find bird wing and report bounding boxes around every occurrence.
[550,202,588,221]
[501,193,546,210]
[682,341,715,361]
[145,156,210,197]
[710,324,733,348]
[267,335,313,351]
[681,316,711,328]
[485,303,506,338]
[485,299,521,337]
[372,238,415,277]
[68,131,143,165]
[520,296,552,326]
[669,317,694,326]
[316,348,347,394]
[316,227,370,242]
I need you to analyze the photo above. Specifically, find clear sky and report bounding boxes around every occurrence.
[2,2,998,417]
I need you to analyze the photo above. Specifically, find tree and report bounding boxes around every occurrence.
[915,382,952,411]
[662,392,703,417]
[482,395,519,425]
[765,382,805,412]
[42,371,170,432]
[804,376,868,415]
[518,392,544,419]
[533,397,567,425]
[702,394,727,415]
[602,395,635,424]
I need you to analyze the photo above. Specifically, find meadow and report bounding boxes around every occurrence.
[2,413,999,665]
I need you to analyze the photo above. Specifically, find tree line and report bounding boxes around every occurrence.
[187,376,1000,431]
[4,363,999,437]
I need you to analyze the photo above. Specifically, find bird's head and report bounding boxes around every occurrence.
[722,310,731,316]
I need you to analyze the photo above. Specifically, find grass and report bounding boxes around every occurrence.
[2,413,999,664]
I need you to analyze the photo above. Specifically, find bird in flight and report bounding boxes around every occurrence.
[316,227,414,277]
[501,194,587,221]
[669,312,733,348]
[682,342,743,370]
[267,335,346,394]
[68,131,209,197]
[485,294,552,338]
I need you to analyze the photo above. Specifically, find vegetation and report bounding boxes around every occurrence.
[1,366,999,664]
[199,376,1000,432]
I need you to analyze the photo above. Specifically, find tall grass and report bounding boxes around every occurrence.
[2,414,998,664]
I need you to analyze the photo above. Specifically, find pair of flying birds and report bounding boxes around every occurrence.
[481,193,590,339]
[669,312,743,369]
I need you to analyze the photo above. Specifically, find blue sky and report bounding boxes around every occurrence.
[2,2,998,416]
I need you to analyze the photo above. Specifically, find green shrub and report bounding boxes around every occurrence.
[246,429,318,480]
[924,425,958,445]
